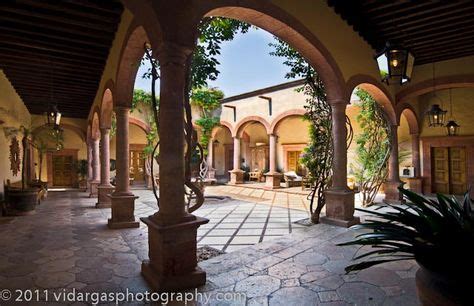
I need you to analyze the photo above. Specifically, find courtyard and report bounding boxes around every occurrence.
[1,1,474,305]
[0,188,418,305]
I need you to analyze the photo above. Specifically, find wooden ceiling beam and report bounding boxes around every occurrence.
[0,15,114,40]
[0,7,117,33]
[0,33,109,56]
[0,53,104,71]
[16,0,120,23]
[0,48,105,65]
[61,0,123,14]
[0,42,108,62]
[0,24,110,48]
[0,62,102,77]
[13,84,98,96]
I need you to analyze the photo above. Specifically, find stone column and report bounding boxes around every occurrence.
[229,136,244,184]
[265,134,281,189]
[96,128,115,208]
[206,139,216,181]
[107,106,139,228]
[89,138,100,197]
[322,101,358,227]
[384,124,404,203]
[87,141,93,191]
[408,133,423,193]
[140,42,208,292]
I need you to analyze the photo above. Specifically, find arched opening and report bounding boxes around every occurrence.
[237,121,269,182]
[204,5,346,103]
[346,82,397,205]
[211,125,233,180]
[274,115,310,175]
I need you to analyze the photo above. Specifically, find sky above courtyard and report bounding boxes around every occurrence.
[133,28,296,98]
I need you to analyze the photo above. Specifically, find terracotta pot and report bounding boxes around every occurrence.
[416,266,469,306]
[8,188,38,215]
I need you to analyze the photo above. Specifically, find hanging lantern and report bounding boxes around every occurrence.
[426,104,447,127]
[446,120,460,136]
[375,42,414,85]
[47,104,62,129]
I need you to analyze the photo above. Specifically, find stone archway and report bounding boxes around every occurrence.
[396,74,474,104]
[234,116,271,138]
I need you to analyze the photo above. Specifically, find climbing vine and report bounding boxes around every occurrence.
[191,87,224,155]
[269,38,352,223]
[350,88,392,207]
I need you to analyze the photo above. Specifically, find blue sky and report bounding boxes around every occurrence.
[134,28,295,98]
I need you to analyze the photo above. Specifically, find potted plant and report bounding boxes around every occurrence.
[76,159,88,191]
[8,126,40,215]
[338,186,473,305]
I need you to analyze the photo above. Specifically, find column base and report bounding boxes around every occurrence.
[264,172,282,189]
[383,181,405,204]
[229,169,244,185]
[107,193,139,229]
[140,215,209,291]
[96,185,115,208]
[322,189,359,227]
[89,181,100,198]
[407,177,423,194]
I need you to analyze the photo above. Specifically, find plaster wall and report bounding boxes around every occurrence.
[0,70,31,196]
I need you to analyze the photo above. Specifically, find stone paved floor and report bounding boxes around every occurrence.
[0,190,419,305]
[130,187,310,252]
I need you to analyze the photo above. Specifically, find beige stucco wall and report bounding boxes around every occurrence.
[0,70,31,195]
[418,88,474,137]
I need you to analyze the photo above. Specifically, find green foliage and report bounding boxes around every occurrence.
[269,38,315,80]
[269,38,333,223]
[192,18,251,90]
[195,117,220,155]
[76,159,88,180]
[191,87,224,156]
[350,88,392,206]
[191,87,224,116]
[338,186,474,278]
[132,89,156,111]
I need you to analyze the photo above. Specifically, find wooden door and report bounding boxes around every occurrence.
[287,151,302,173]
[130,150,145,182]
[432,147,449,194]
[225,145,233,173]
[431,147,467,195]
[449,147,467,195]
[52,155,74,187]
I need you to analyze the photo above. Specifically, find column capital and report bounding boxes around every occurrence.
[100,127,111,132]
[328,99,349,107]
[113,106,130,113]
[157,41,193,67]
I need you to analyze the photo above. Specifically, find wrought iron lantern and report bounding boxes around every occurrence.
[47,104,62,130]
[426,104,447,127]
[375,42,414,85]
[446,120,460,136]
[445,89,460,136]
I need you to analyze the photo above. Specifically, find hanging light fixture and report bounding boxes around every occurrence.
[446,88,460,136]
[426,104,447,127]
[375,42,414,85]
[425,63,447,127]
[47,104,62,130]
[45,62,62,130]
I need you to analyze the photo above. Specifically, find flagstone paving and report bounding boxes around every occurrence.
[0,189,419,305]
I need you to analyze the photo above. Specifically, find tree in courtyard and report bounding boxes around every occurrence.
[269,38,352,223]
[191,87,224,156]
[140,18,251,211]
[349,88,392,206]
